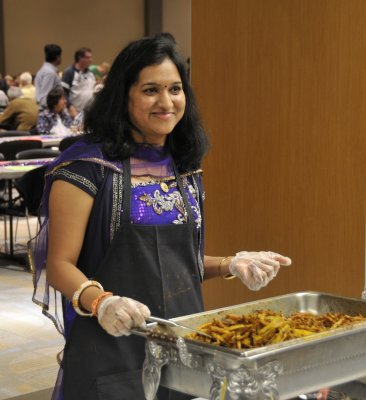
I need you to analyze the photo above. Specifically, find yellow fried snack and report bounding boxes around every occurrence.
[186,310,366,349]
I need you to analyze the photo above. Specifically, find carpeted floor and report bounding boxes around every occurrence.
[0,217,63,400]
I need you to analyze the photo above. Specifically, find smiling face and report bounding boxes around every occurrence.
[128,58,186,145]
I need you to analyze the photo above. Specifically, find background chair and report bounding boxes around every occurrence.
[0,139,43,160]
[15,148,61,160]
[2,165,48,246]
[59,135,82,152]
[0,131,31,138]
[14,165,48,217]
[0,139,43,257]
[0,152,5,204]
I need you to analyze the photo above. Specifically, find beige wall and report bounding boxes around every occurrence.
[3,0,145,75]
[3,0,192,77]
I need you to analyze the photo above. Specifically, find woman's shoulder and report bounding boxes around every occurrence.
[38,108,54,118]
[49,137,123,174]
[50,157,104,198]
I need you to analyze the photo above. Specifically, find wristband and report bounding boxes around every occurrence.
[91,292,113,316]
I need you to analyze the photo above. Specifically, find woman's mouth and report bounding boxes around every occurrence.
[152,112,174,120]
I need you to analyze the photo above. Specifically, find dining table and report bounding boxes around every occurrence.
[0,158,54,260]
[0,134,71,148]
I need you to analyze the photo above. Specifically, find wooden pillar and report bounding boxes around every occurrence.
[145,0,162,36]
[0,0,5,76]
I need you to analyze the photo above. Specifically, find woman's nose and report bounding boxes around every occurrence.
[157,90,173,108]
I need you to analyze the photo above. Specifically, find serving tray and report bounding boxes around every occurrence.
[137,291,366,400]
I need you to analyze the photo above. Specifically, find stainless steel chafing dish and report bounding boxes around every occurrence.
[134,291,366,400]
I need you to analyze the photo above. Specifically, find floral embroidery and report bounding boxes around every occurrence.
[139,185,201,225]
[140,190,185,215]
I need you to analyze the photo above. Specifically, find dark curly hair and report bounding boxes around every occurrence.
[46,86,65,111]
[83,33,209,173]
[44,44,62,63]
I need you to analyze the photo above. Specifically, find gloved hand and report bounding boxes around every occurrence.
[229,251,292,291]
[97,296,151,337]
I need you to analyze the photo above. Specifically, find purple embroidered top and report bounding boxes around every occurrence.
[29,137,205,338]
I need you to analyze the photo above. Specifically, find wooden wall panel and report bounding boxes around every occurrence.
[192,0,366,310]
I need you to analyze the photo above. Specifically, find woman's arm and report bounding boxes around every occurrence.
[205,252,292,290]
[37,111,52,134]
[46,180,103,313]
[47,179,151,333]
[203,255,233,280]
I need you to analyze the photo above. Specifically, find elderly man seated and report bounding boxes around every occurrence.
[0,86,39,131]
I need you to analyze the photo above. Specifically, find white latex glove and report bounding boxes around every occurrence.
[229,251,292,291]
[97,296,151,337]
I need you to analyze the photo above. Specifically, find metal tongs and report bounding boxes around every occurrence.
[147,316,213,340]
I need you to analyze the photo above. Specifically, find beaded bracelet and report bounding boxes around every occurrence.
[91,291,113,316]
[72,280,104,317]
[218,256,236,280]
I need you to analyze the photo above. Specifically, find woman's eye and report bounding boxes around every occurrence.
[143,87,158,94]
[171,86,182,94]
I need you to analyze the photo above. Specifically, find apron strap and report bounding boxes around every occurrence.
[121,158,195,225]
[122,159,132,222]
[171,162,195,224]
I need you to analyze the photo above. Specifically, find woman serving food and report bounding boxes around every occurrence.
[31,33,291,400]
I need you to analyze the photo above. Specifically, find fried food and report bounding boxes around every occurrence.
[186,310,366,349]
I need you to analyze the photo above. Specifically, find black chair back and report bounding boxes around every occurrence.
[0,131,31,138]
[14,165,48,216]
[0,140,43,160]
[15,148,61,160]
[59,135,82,152]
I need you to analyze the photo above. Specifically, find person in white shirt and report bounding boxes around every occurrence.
[61,47,96,116]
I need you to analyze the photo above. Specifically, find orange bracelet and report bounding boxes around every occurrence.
[91,292,113,316]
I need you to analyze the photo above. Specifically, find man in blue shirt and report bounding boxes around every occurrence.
[35,44,62,107]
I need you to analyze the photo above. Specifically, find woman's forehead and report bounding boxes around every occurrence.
[136,59,181,84]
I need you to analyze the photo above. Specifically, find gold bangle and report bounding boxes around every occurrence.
[218,256,236,280]
[72,280,104,317]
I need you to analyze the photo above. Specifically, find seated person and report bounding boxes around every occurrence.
[0,91,8,114]
[37,86,73,135]
[0,79,9,113]
[19,72,36,100]
[89,61,110,83]
[0,86,38,131]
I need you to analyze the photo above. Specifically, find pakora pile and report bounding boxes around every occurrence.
[186,309,366,349]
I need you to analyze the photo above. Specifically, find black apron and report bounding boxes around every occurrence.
[62,159,204,400]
